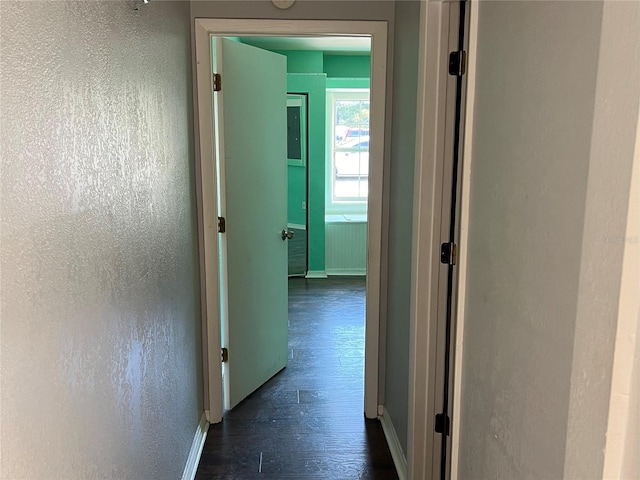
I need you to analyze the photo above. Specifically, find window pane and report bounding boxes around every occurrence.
[334,100,370,147]
[334,151,368,178]
[287,106,302,160]
[334,177,368,199]
[330,92,370,203]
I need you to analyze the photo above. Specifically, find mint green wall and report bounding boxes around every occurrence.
[287,74,326,273]
[288,162,306,225]
[280,54,320,231]
[323,55,371,78]
[275,50,323,73]
[261,49,327,272]
[326,77,370,89]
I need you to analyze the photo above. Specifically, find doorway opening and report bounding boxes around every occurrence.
[203,36,376,468]
[194,277,399,478]
[213,34,373,413]
[285,92,308,277]
[194,19,388,425]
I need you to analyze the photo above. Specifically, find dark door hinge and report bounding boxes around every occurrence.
[213,73,222,92]
[218,216,226,233]
[448,50,466,76]
[440,242,457,265]
[221,347,228,363]
[435,413,450,435]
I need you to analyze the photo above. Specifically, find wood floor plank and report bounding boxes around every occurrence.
[195,277,398,480]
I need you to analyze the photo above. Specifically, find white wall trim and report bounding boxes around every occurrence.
[305,270,328,279]
[326,268,366,276]
[194,19,224,424]
[380,408,408,480]
[181,414,209,480]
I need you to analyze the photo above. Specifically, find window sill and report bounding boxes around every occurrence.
[325,214,367,224]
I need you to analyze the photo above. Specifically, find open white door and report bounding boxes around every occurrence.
[213,38,289,410]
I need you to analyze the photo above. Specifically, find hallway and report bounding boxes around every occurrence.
[194,277,398,479]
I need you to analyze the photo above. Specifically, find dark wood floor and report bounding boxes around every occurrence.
[195,277,398,480]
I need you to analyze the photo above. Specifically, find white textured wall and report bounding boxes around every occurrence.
[0,2,202,479]
[459,1,640,478]
[563,2,640,477]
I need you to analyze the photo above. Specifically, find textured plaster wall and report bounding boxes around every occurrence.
[459,2,601,477]
[384,0,420,456]
[459,1,640,478]
[563,1,640,476]
[0,2,202,479]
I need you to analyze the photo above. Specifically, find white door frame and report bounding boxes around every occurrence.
[408,1,468,479]
[193,19,388,423]
[450,2,478,478]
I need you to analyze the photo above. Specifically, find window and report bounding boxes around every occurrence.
[328,90,370,204]
[287,94,306,166]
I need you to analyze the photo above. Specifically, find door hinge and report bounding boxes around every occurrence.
[213,73,222,92]
[448,50,466,76]
[218,216,226,233]
[440,242,457,265]
[435,413,450,435]
[221,347,228,363]
[435,413,451,435]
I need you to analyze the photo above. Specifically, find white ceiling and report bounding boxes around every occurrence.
[238,36,371,55]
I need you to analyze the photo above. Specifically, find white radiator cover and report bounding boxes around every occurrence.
[325,220,367,275]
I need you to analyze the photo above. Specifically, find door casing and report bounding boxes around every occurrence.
[408,1,469,480]
[286,92,308,277]
[193,19,388,423]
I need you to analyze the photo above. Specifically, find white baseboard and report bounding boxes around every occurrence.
[380,407,408,480]
[305,270,327,279]
[181,413,209,480]
[326,268,366,276]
